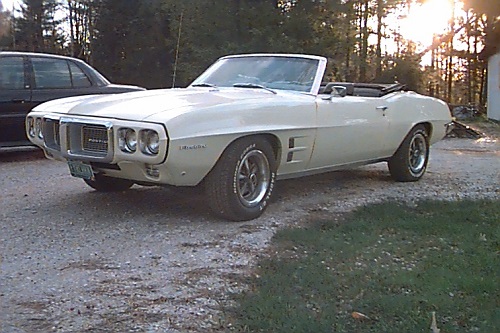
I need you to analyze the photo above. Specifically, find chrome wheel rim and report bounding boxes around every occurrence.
[236,150,270,207]
[409,133,427,175]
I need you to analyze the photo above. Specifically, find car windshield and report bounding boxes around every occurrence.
[191,56,320,93]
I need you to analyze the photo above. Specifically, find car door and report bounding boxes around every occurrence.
[0,55,32,146]
[307,95,390,169]
[29,56,97,107]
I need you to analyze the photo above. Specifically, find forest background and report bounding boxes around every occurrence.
[0,0,499,111]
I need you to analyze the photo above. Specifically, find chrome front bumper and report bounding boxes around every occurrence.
[445,121,455,135]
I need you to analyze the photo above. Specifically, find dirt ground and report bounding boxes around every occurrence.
[459,118,500,139]
[0,126,498,332]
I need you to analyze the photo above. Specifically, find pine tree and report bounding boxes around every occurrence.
[13,0,63,52]
[0,2,13,49]
[93,0,172,88]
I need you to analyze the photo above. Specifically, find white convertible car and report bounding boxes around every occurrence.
[26,54,453,221]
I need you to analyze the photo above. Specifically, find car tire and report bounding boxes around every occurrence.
[84,174,134,192]
[205,137,277,221]
[388,125,429,182]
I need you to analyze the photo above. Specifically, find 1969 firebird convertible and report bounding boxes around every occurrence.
[26,54,453,221]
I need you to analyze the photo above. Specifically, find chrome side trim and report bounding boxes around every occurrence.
[277,157,388,180]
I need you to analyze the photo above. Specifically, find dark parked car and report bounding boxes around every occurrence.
[0,51,145,148]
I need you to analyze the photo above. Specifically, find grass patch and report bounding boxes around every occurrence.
[230,200,499,332]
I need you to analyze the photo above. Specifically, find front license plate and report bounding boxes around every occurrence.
[68,160,94,180]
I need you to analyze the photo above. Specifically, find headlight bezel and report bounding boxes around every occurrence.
[27,117,36,138]
[35,118,43,139]
[140,129,160,156]
[118,128,138,153]
[118,128,161,156]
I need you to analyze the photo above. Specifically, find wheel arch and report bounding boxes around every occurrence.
[259,133,282,164]
[388,122,431,182]
[203,133,280,221]
[419,121,433,140]
[388,122,431,161]
[226,133,282,165]
[201,133,282,183]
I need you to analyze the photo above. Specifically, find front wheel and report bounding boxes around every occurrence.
[388,125,429,182]
[84,174,134,192]
[205,137,277,221]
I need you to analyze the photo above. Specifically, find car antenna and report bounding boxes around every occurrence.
[172,10,184,88]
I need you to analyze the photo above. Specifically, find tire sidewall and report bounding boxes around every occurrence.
[388,124,430,182]
[407,127,429,179]
[229,140,276,219]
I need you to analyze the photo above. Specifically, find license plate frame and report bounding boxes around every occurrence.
[68,160,94,180]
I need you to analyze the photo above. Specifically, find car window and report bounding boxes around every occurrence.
[69,61,92,88]
[32,57,72,89]
[192,56,320,93]
[0,57,25,90]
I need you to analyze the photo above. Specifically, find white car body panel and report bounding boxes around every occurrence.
[312,95,390,168]
[26,54,452,188]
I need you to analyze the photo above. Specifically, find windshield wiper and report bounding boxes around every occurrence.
[233,83,277,94]
[192,83,217,88]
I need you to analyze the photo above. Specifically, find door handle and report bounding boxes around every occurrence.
[376,106,388,111]
[11,99,26,103]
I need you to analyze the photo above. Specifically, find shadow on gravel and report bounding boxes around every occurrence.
[47,186,214,225]
[46,167,391,225]
[275,165,391,200]
[0,148,44,163]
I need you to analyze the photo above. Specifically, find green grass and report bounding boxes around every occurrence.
[229,200,500,332]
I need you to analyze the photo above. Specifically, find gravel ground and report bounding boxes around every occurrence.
[0,135,499,333]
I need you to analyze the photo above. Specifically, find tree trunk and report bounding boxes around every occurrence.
[68,0,75,56]
[375,0,383,79]
[359,0,369,82]
[466,10,472,103]
[446,3,456,103]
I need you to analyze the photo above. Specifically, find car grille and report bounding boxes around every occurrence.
[46,118,114,162]
[82,125,108,153]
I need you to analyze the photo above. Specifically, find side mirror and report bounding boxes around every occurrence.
[332,86,347,97]
[321,84,348,100]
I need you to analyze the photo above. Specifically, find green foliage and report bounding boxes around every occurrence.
[231,200,500,333]
[463,0,500,17]
[13,0,64,52]
[376,53,424,92]
[4,0,493,108]
[0,4,12,49]
[91,0,172,88]
[167,0,310,86]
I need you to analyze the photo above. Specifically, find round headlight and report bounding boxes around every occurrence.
[118,128,137,153]
[125,129,137,152]
[35,118,43,139]
[141,130,160,155]
[27,117,35,138]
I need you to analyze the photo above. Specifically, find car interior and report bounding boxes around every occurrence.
[319,82,407,97]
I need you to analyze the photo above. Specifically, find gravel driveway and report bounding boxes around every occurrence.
[1,136,498,333]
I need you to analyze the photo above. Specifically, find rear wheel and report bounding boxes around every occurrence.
[205,137,277,221]
[84,174,134,192]
[388,125,429,182]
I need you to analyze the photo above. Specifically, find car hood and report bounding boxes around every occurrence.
[33,87,294,122]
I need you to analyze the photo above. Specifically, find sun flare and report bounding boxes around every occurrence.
[400,0,456,47]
